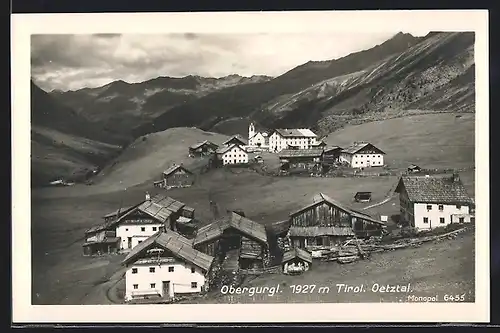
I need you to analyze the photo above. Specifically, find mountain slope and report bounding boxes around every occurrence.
[132,32,423,137]
[31,82,124,186]
[253,32,475,134]
[50,74,272,137]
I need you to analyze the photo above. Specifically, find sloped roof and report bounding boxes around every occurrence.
[266,219,292,236]
[324,146,342,153]
[290,193,384,225]
[216,143,247,155]
[189,140,219,150]
[86,202,144,234]
[274,128,317,138]
[282,247,313,264]
[341,142,385,155]
[194,212,268,246]
[395,175,474,205]
[278,149,324,158]
[103,205,135,218]
[222,135,248,146]
[163,164,193,177]
[122,230,214,271]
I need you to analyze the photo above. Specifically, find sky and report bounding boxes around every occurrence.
[31,32,428,92]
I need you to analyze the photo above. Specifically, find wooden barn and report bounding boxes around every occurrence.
[281,247,313,275]
[278,149,324,171]
[322,146,343,165]
[287,193,385,250]
[156,164,195,189]
[174,205,199,237]
[193,212,269,270]
[189,140,219,157]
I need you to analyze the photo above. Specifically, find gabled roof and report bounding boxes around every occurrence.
[163,164,193,177]
[278,149,324,158]
[194,212,268,246]
[282,247,313,264]
[324,146,342,153]
[394,175,474,205]
[222,135,248,146]
[189,140,219,150]
[103,204,136,219]
[86,203,144,234]
[121,230,214,271]
[408,164,421,169]
[216,143,247,155]
[341,142,385,155]
[273,128,317,138]
[290,193,384,225]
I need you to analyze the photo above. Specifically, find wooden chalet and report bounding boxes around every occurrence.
[287,193,385,250]
[155,164,195,189]
[322,146,343,165]
[278,148,324,171]
[354,191,372,203]
[189,140,219,157]
[222,135,248,147]
[281,247,313,275]
[83,204,139,256]
[193,212,269,269]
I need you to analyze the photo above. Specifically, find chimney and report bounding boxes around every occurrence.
[145,192,151,201]
[453,173,460,182]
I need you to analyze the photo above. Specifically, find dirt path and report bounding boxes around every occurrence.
[80,268,126,305]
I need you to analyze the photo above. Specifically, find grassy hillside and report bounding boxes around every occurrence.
[325,112,475,170]
[90,127,230,190]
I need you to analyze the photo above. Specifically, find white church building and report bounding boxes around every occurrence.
[248,122,320,153]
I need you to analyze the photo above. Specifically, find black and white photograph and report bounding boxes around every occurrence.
[12,10,489,323]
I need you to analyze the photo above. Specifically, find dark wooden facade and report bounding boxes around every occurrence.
[189,141,219,157]
[322,147,342,165]
[83,229,120,256]
[162,167,195,189]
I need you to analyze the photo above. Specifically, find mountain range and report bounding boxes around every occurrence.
[31,31,475,187]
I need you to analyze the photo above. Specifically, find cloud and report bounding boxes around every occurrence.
[31,32,424,91]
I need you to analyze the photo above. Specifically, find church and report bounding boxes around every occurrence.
[247,122,270,150]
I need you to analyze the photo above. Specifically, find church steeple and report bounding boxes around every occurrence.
[248,122,255,141]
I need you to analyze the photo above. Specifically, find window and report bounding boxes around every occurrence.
[125,228,129,231]
[440,217,445,224]
[459,217,465,223]
[438,205,444,211]
[141,227,145,232]
[423,217,429,224]
[456,204,462,209]
[152,227,157,231]
[191,267,196,273]
[138,240,142,244]
[133,284,138,289]
[150,283,156,289]
[132,268,138,274]
[426,205,432,211]
[191,282,198,289]
[168,266,174,272]
[149,267,155,273]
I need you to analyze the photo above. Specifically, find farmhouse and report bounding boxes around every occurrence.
[83,204,140,256]
[112,193,187,251]
[222,135,248,147]
[281,247,313,275]
[215,144,249,166]
[194,212,269,269]
[278,149,324,171]
[155,164,195,189]
[287,193,385,250]
[188,140,219,157]
[322,146,343,165]
[268,128,319,153]
[121,229,214,302]
[248,122,270,150]
[407,164,422,174]
[394,174,474,230]
[339,142,385,168]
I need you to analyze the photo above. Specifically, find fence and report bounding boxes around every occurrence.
[240,265,282,275]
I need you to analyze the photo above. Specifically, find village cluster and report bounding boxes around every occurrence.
[82,123,475,304]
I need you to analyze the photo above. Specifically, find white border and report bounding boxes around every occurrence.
[12,10,489,323]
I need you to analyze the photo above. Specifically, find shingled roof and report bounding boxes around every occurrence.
[163,164,193,177]
[274,128,317,138]
[395,174,474,205]
[222,135,248,146]
[122,230,214,271]
[341,142,385,155]
[290,193,384,225]
[216,143,247,155]
[189,140,219,150]
[194,212,268,246]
